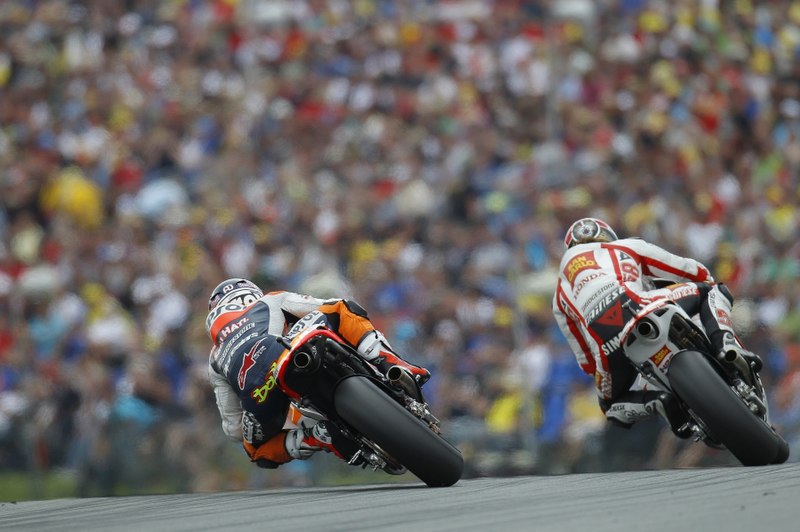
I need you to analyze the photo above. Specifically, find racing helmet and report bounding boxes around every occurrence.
[207,278,263,311]
[563,218,618,248]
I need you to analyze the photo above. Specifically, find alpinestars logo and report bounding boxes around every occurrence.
[238,340,263,390]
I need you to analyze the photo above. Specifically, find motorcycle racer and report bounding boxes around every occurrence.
[551,217,761,435]
[206,278,430,469]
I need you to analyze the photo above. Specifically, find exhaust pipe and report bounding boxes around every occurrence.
[293,350,313,369]
[636,319,658,339]
[387,365,419,398]
[718,349,751,378]
[722,349,738,363]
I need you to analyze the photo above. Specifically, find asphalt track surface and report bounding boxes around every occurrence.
[2,462,799,532]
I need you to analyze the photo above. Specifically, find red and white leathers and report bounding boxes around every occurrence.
[552,237,736,408]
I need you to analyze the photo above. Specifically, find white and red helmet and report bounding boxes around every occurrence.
[563,218,618,248]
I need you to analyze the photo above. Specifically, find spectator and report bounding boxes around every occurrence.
[1,0,799,494]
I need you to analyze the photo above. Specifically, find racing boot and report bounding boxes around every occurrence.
[605,391,691,438]
[719,332,763,372]
[704,284,763,372]
[286,421,360,462]
[647,392,693,439]
[604,391,655,428]
[357,330,431,384]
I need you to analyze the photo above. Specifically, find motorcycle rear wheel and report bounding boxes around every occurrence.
[334,375,464,487]
[668,350,789,466]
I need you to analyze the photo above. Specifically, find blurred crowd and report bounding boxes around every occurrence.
[2,0,800,496]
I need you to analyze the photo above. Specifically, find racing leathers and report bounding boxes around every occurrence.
[552,237,747,431]
[206,291,428,468]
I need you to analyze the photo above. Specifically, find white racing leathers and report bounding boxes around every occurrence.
[551,238,732,405]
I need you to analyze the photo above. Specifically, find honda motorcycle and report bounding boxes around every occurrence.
[273,324,464,487]
[620,289,789,466]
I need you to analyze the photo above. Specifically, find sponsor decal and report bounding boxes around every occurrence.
[667,284,699,301]
[227,322,255,346]
[581,282,619,313]
[238,340,265,390]
[586,288,624,322]
[242,411,264,445]
[206,301,247,325]
[716,308,733,328]
[218,317,250,341]
[251,361,279,403]
[287,311,324,338]
[595,299,625,327]
[601,330,625,356]
[216,326,257,376]
[575,272,602,296]
[564,251,601,286]
[650,345,671,366]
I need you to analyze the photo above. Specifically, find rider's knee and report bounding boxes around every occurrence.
[715,282,734,304]
[319,299,375,346]
[342,299,369,318]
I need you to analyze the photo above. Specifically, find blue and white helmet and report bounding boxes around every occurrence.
[207,278,263,312]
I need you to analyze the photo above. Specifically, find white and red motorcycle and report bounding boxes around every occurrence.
[620,289,789,466]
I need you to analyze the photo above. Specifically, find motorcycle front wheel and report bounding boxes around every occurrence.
[333,375,464,487]
[668,350,789,466]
